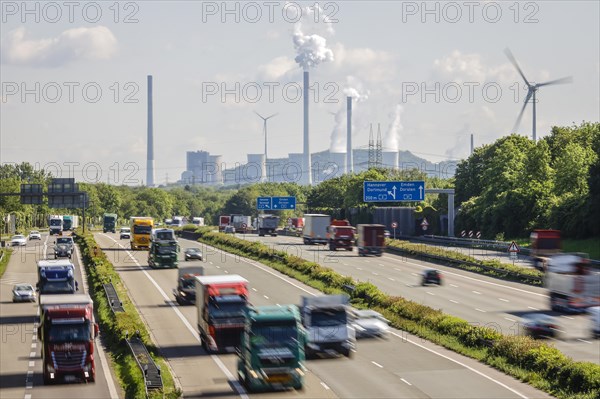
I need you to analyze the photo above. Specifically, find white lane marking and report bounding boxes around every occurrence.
[252,288,258,292]
[343,263,349,266]
[27,370,33,377]
[102,235,249,399]
[427,292,435,296]
[578,339,592,344]
[224,270,229,274]
[263,295,269,300]
[400,378,412,386]
[371,361,383,368]
[388,331,528,399]
[216,265,221,269]
[475,308,487,313]
[357,267,363,270]
[388,256,547,298]
[29,352,35,358]
[30,343,36,349]
[449,299,459,304]
[320,382,330,390]
[28,361,34,367]
[372,272,379,276]
[24,394,31,399]
[74,245,120,399]
[472,291,481,295]
[394,268,401,271]
[450,284,459,288]
[388,277,395,281]
[562,316,574,320]
[498,298,509,302]
[209,261,213,265]
[411,273,418,276]
[504,317,516,322]
[25,383,33,389]
[365,260,370,263]
[527,306,540,311]
[378,264,385,267]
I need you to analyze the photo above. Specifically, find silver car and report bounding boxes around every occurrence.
[11,235,27,246]
[350,309,390,339]
[28,231,42,240]
[12,283,36,302]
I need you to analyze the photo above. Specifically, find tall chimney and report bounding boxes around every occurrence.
[470,133,474,155]
[303,70,312,185]
[146,75,155,187]
[346,96,353,174]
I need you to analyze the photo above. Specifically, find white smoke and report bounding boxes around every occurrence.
[329,77,369,153]
[292,4,335,70]
[384,105,404,151]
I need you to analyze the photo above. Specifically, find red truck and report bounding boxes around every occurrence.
[530,230,562,271]
[219,215,231,232]
[327,219,356,251]
[195,275,249,353]
[357,224,386,256]
[38,294,99,384]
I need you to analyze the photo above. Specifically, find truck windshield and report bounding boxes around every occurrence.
[39,281,75,294]
[251,322,298,347]
[56,238,72,244]
[157,245,176,254]
[50,220,62,226]
[134,225,152,234]
[311,309,347,327]
[209,297,246,318]
[155,232,174,240]
[48,322,91,342]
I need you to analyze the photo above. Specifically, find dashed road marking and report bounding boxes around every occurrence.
[252,288,258,292]
[504,317,516,322]
[320,382,330,390]
[371,361,383,368]
[449,299,459,304]
[475,308,487,313]
[400,378,412,386]
[263,295,269,300]
[450,284,459,288]
[426,292,435,296]
[498,298,509,302]
[527,306,540,311]
[578,339,593,344]
[388,277,395,281]
[472,291,481,295]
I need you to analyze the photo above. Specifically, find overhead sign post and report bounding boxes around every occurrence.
[363,181,425,202]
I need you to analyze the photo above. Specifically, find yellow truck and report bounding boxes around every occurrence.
[130,217,154,250]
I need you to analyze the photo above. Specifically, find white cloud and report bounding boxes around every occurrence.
[432,50,515,84]
[1,26,117,67]
[256,56,297,81]
[331,43,396,83]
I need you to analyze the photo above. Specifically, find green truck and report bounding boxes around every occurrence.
[103,213,117,233]
[237,305,305,392]
[148,228,179,268]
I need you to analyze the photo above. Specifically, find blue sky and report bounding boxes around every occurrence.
[1,1,598,185]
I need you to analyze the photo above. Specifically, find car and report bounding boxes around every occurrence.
[120,227,131,240]
[422,269,442,286]
[224,226,236,234]
[28,231,41,240]
[521,313,560,339]
[589,307,600,339]
[184,247,203,261]
[350,309,390,339]
[12,283,36,302]
[54,236,74,258]
[10,235,27,247]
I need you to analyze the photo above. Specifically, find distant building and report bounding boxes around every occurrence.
[181,150,223,185]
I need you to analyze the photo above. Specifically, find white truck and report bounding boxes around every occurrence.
[192,217,205,226]
[546,254,600,313]
[231,215,252,234]
[257,215,279,236]
[300,294,355,358]
[48,215,63,235]
[302,214,331,245]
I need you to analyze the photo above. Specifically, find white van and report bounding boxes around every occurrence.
[590,307,600,339]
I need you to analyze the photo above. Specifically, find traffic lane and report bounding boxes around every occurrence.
[105,235,337,399]
[243,234,600,362]
[179,237,551,399]
[95,233,241,398]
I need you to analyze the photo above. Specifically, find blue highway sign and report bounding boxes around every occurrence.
[363,181,425,202]
[272,196,296,210]
[257,197,272,210]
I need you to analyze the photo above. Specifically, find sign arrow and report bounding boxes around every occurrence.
[419,185,423,199]
[388,185,397,200]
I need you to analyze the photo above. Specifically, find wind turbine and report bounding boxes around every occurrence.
[254,111,278,160]
[504,48,573,141]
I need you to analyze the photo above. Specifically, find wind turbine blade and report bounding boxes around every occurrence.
[504,48,531,86]
[513,90,532,132]
[266,113,279,120]
[254,111,266,120]
[536,76,573,87]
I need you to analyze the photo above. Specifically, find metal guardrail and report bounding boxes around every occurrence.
[126,335,163,396]
[103,281,124,313]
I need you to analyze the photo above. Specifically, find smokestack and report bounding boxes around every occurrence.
[146,75,155,187]
[303,70,312,185]
[346,96,353,174]
[470,134,474,155]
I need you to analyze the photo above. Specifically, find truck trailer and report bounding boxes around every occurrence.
[327,219,356,251]
[196,275,249,353]
[38,294,98,384]
[357,224,386,256]
[49,215,63,235]
[300,294,355,358]
[302,214,331,245]
[37,259,78,295]
[546,253,600,313]
[103,213,118,233]
[148,228,179,268]
[237,305,305,392]
[258,214,280,236]
[530,230,562,271]
[231,215,253,233]
[219,215,231,232]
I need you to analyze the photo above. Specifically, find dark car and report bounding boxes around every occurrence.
[522,314,560,339]
[422,269,442,286]
[184,247,203,261]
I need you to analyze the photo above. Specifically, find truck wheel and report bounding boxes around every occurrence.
[329,245,336,251]
[342,348,353,358]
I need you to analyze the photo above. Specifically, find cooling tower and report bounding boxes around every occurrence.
[382,151,399,170]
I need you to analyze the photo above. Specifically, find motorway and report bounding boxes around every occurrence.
[234,233,600,364]
[0,233,120,399]
[94,232,553,399]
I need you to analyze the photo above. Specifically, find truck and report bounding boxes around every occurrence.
[258,214,280,237]
[356,224,386,256]
[38,294,99,384]
[130,217,154,250]
[61,215,78,231]
[173,266,205,305]
[103,213,118,233]
[219,215,231,232]
[327,219,356,251]
[237,305,305,392]
[530,229,562,271]
[148,228,179,268]
[546,253,600,313]
[37,259,78,295]
[49,215,63,235]
[300,294,355,358]
[302,214,331,245]
[192,217,205,226]
[196,275,249,353]
[172,216,185,227]
[231,215,253,234]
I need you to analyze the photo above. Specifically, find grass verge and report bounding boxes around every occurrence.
[75,231,181,399]
[190,228,599,399]
[0,248,13,278]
